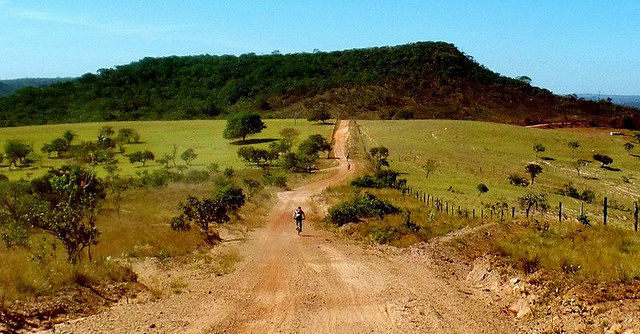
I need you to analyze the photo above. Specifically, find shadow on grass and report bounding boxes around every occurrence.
[229,138,278,145]
[312,122,336,126]
[541,156,556,161]
[603,166,622,172]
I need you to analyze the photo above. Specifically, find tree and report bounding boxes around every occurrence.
[298,134,331,158]
[279,128,300,149]
[4,140,33,167]
[369,146,389,170]
[516,75,532,84]
[63,130,76,145]
[307,109,331,124]
[568,141,580,157]
[279,152,316,173]
[421,159,437,179]
[41,137,69,158]
[30,166,106,262]
[156,153,172,168]
[212,185,246,213]
[0,180,35,248]
[223,111,266,141]
[181,148,198,166]
[624,142,635,154]
[238,147,275,167]
[593,153,613,168]
[519,192,550,217]
[171,196,231,244]
[525,163,542,184]
[116,128,140,144]
[533,143,546,158]
[573,159,589,177]
[99,126,115,138]
[128,150,155,166]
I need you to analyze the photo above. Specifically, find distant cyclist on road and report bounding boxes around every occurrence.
[293,206,305,235]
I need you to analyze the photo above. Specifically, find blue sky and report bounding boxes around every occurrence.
[1,1,638,94]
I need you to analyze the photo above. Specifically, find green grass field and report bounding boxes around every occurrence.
[0,119,334,179]
[359,120,640,227]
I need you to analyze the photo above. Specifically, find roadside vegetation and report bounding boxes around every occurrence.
[0,115,334,330]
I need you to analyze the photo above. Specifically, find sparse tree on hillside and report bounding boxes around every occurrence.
[519,192,550,217]
[41,137,69,158]
[593,153,613,168]
[116,128,140,144]
[516,75,532,84]
[573,159,589,177]
[156,153,172,168]
[422,159,437,179]
[128,150,155,166]
[298,134,331,158]
[533,143,546,158]
[4,140,33,168]
[525,163,543,184]
[99,126,115,138]
[223,111,266,141]
[181,148,198,166]
[63,130,76,145]
[307,109,331,124]
[30,166,106,263]
[369,146,389,170]
[568,141,580,157]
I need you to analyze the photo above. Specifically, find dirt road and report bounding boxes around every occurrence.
[55,121,516,333]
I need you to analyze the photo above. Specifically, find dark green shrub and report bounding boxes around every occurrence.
[508,173,529,187]
[351,170,400,188]
[183,169,210,183]
[327,202,359,226]
[263,172,287,188]
[327,192,399,226]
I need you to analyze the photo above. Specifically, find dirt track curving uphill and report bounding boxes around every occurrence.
[54,121,516,333]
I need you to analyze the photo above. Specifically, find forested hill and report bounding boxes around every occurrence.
[1,42,638,128]
[0,77,74,98]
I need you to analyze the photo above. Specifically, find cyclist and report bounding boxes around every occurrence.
[292,206,305,235]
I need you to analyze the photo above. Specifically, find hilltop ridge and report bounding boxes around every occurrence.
[0,42,637,127]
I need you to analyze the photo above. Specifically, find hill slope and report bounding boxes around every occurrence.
[0,42,637,127]
[0,77,74,97]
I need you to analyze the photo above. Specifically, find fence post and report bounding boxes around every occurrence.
[580,202,584,216]
[473,209,475,218]
[635,202,638,232]
[446,202,448,214]
[501,209,504,220]
[481,209,484,219]
[427,194,430,205]
[458,205,461,216]
[559,202,562,223]
[512,207,515,218]
[604,197,608,226]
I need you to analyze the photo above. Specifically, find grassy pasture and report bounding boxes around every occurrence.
[0,119,334,179]
[359,120,640,227]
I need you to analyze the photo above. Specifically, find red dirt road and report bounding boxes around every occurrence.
[55,121,515,333]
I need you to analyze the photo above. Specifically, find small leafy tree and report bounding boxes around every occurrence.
[62,130,76,144]
[298,134,331,158]
[307,108,331,124]
[156,153,172,168]
[573,159,589,177]
[624,142,635,154]
[223,111,266,141]
[99,126,115,138]
[224,167,235,178]
[116,128,140,144]
[568,141,580,157]
[593,153,613,168]
[41,137,69,158]
[525,163,543,184]
[422,159,437,179]
[0,180,35,248]
[279,128,300,151]
[128,150,155,166]
[30,166,106,262]
[533,143,546,158]
[369,146,389,170]
[4,140,33,167]
[519,192,550,216]
[508,173,529,187]
[181,148,198,166]
[212,185,246,213]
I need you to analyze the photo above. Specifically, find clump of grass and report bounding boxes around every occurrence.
[169,279,188,294]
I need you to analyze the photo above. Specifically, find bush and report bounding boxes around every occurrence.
[351,170,401,189]
[183,169,210,183]
[508,173,529,187]
[223,167,235,178]
[476,183,489,193]
[263,171,287,188]
[327,192,399,226]
[556,183,596,203]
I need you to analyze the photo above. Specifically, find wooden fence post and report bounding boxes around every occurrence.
[512,207,515,218]
[635,202,638,232]
[473,209,475,218]
[481,209,484,218]
[604,197,608,226]
[559,202,562,223]
[501,209,504,220]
